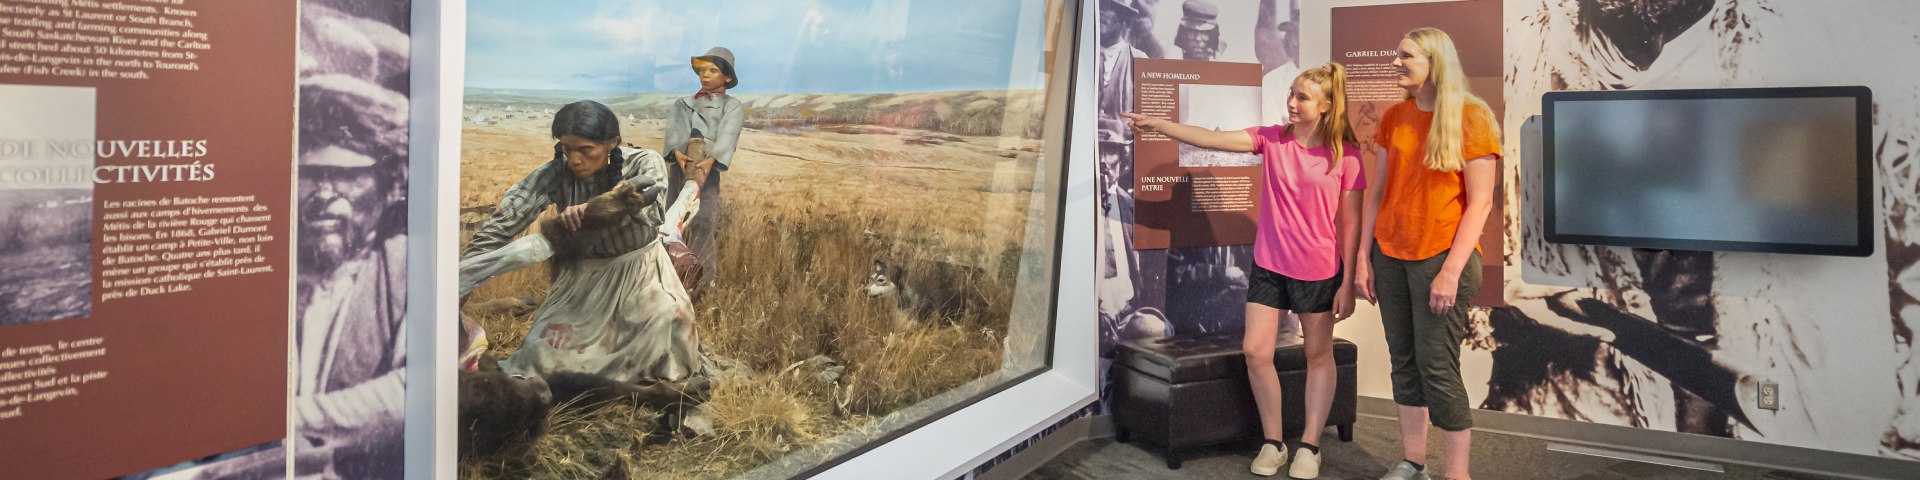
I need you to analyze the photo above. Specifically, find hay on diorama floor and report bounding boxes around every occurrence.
[458,193,1018,479]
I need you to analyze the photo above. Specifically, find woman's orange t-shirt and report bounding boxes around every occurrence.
[1372,99,1501,261]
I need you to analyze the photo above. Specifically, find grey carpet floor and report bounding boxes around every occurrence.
[1023,416,1846,480]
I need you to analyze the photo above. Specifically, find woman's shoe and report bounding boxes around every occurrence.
[1379,460,1430,480]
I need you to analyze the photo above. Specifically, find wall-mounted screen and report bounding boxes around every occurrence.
[1544,86,1873,257]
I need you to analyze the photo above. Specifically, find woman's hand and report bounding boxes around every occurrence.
[1429,268,1460,315]
[1333,284,1356,320]
[560,204,589,231]
[1352,259,1376,305]
[1119,112,1167,134]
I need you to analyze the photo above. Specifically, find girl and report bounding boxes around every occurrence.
[1122,63,1364,479]
[462,100,701,386]
[1352,27,1500,480]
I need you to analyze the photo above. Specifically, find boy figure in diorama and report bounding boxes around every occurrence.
[663,46,745,290]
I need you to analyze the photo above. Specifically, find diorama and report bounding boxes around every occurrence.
[452,1,1070,477]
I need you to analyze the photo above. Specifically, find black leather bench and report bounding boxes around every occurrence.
[1112,331,1358,469]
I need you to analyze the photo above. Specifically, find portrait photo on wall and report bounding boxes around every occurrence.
[117,0,413,478]
[452,0,1071,477]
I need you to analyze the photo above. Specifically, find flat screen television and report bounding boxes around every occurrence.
[1543,86,1873,257]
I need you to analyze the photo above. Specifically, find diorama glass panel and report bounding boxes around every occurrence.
[452,0,1071,477]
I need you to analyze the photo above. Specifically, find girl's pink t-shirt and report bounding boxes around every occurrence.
[1245,126,1366,281]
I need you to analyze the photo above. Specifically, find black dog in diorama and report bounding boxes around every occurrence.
[457,369,712,459]
[457,369,646,480]
[457,369,552,458]
[456,368,714,458]
[863,258,993,326]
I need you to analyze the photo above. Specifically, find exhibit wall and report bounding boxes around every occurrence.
[1093,0,1306,387]
[0,0,413,479]
[0,1,298,478]
[249,0,415,478]
[1300,0,1920,463]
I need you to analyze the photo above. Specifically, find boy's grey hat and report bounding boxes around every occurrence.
[693,47,739,89]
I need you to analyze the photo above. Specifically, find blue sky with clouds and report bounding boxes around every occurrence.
[466,0,1050,93]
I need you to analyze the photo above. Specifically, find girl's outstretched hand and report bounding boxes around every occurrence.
[1119,112,1166,133]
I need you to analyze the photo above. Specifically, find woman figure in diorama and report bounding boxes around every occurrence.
[663,46,746,290]
[1124,63,1366,479]
[460,100,701,388]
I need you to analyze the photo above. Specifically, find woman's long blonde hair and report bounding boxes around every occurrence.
[1405,27,1493,172]
[1285,63,1358,172]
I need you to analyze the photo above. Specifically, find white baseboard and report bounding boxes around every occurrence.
[976,415,1096,480]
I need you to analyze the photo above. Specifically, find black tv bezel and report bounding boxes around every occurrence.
[1541,86,1875,257]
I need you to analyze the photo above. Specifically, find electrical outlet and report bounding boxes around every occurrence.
[1757,381,1780,411]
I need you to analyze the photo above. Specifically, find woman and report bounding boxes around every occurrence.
[462,100,700,385]
[664,46,746,290]
[1352,27,1500,480]
[1123,63,1365,479]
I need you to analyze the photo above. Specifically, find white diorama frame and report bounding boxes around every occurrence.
[403,1,1099,478]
